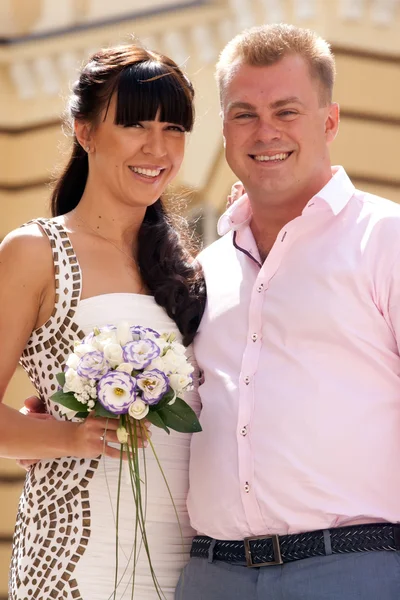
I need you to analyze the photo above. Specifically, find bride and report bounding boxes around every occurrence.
[0,43,205,599]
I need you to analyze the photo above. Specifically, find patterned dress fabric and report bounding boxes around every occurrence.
[9,218,196,599]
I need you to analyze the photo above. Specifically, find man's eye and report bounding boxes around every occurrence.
[278,111,297,117]
[234,113,255,119]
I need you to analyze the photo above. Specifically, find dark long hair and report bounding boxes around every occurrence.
[51,44,206,345]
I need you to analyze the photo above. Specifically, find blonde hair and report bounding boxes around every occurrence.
[216,23,336,105]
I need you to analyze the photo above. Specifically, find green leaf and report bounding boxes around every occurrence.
[146,409,170,434]
[94,403,119,419]
[156,398,202,434]
[55,372,66,388]
[151,388,176,411]
[51,390,89,413]
[75,411,89,419]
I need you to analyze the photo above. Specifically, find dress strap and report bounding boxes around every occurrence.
[23,217,85,347]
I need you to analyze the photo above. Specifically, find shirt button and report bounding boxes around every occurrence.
[244,483,250,493]
[257,283,264,293]
[244,375,250,385]
[251,333,258,342]
[240,426,247,436]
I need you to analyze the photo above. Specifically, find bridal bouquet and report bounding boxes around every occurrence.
[51,323,201,598]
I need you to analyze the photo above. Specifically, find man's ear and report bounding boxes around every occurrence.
[325,102,340,145]
[74,120,94,153]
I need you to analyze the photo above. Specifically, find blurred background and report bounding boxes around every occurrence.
[1,0,399,595]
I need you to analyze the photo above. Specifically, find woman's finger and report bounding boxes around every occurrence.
[90,415,120,430]
[103,445,137,460]
[23,396,47,414]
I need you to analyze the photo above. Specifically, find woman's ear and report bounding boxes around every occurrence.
[74,120,94,153]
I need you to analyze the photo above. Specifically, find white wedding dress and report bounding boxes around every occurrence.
[9,219,198,600]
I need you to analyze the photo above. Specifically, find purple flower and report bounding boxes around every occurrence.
[136,369,169,405]
[130,326,160,340]
[77,351,109,379]
[97,371,137,415]
[122,339,160,370]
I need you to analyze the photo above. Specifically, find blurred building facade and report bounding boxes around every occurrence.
[1,0,400,595]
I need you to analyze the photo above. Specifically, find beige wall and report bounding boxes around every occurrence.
[1,0,400,596]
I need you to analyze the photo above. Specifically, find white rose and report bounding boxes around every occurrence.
[63,368,85,394]
[179,361,195,376]
[161,349,192,375]
[116,362,135,375]
[154,337,169,352]
[91,329,118,351]
[160,349,180,373]
[117,426,129,444]
[170,342,186,356]
[103,343,124,367]
[116,322,133,346]
[74,343,96,358]
[146,356,166,372]
[66,353,80,369]
[128,399,149,420]
[169,373,192,394]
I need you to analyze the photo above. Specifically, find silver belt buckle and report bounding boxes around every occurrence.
[244,534,283,567]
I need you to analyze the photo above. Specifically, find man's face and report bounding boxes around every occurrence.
[222,54,339,206]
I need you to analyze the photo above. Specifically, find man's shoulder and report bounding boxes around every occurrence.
[197,232,234,266]
[354,189,400,250]
[356,189,400,219]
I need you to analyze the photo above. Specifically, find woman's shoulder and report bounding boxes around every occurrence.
[0,220,53,271]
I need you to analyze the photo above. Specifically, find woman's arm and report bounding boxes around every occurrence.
[0,226,123,460]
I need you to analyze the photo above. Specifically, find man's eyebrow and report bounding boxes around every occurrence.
[269,96,304,109]
[226,101,256,113]
[226,97,305,113]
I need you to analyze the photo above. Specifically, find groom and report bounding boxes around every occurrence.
[177,23,400,599]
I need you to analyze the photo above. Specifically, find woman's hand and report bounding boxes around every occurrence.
[17,396,152,468]
[21,395,47,415]
[71,413,152,460]
[17,397,54,470]
[227,181,245,208]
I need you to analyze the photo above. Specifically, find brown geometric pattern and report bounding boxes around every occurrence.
[9,219,99,600]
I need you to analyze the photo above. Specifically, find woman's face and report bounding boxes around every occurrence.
[83,94,187,208]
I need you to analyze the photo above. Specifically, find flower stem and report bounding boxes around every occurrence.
[114,415,124,599]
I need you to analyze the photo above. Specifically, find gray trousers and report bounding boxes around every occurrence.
[175,551,400,599]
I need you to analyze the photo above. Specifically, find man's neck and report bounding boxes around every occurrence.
[248,175,332,261]
[250,207,300,262]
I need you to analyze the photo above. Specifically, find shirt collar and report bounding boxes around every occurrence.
[217,166,355,236]
[311,166,355,216]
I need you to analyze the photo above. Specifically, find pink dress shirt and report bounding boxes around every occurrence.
[188,166,400,540]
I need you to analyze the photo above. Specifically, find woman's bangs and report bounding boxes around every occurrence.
[114,62,193,131]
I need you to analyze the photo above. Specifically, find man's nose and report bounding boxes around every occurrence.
[256,119,282,143]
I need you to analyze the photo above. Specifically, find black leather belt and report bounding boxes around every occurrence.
[191,523,400,567]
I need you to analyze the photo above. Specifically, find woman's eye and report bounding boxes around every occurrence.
[167,125,185,132]
[124,122,143,129]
